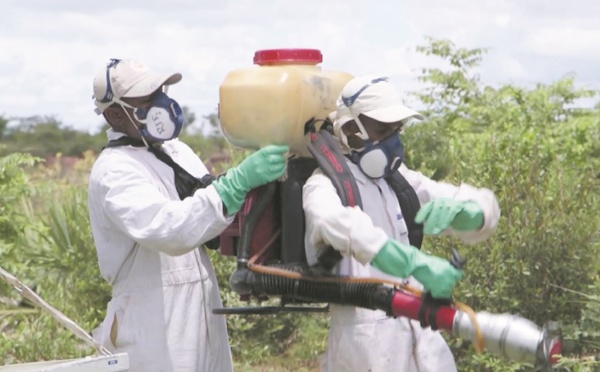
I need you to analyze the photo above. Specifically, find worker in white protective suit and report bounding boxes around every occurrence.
[303,75,501,372]
[88,58,288,372]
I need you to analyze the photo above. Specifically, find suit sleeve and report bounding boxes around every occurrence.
[92,159,233,256]
[303,169,388,265]
[399,164,500,244]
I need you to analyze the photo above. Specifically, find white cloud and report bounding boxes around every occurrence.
[499,57,528,80]
[494,14,512,28]
[524,27,600,57]
[1,0,599,134]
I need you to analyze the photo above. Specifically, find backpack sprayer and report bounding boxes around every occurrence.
[213,136,562,371]
[215,48,563,370]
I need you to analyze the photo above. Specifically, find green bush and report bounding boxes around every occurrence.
[2,38,600,371]
[404,39,600,370]
[0,153,41,323]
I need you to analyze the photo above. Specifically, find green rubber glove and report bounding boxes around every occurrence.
[213,145,289,215]
[371,239,463,298]
[415,198,484,235]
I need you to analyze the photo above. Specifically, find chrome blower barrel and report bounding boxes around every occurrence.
[453,311,562,369]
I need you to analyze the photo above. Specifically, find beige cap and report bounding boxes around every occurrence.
[340,75,424,123]
[92,58,182,115]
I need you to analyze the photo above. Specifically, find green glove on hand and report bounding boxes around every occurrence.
[371,239,463,298]
[415,198,484,235]
[213,145,289,215]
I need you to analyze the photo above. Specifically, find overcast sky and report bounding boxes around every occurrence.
[2,0,599,134]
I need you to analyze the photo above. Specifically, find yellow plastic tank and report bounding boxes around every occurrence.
[219,49,353,157]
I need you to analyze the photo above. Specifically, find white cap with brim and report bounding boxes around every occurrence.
[93,59,182,115]
[341,75,424,125]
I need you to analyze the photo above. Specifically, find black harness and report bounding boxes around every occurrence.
[103,137,219,249]
[104,137,215,200]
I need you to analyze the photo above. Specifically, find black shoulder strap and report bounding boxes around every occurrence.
[307,129,362,209]
[386,172,424,249]
[104,137,215,201]
[305,129,424,270]
[104,136,145,149]
[104,136,219,250]
[147,146,216,201]
[307,129,362,270]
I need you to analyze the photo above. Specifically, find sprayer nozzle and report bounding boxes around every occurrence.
[536,321,563,369]
[549,337,563,365]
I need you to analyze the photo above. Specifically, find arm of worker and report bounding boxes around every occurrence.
[303,168,389,265]
[93,157,234,256]
[303,168,463,297]
[399,164,501,244]
[95,144,288,256]
[212,145,288,216]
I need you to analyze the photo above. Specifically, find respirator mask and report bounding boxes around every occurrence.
[131,92,184,142]
[350,131,404,179]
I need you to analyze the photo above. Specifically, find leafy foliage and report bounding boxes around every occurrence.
[0,117,107,158]
[0,153,39,243]
[1,38,600,370]
[0,156,110,364]
[0,153,42,338]
[404,38,600,370]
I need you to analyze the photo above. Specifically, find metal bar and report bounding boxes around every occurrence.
[0,266,111,356]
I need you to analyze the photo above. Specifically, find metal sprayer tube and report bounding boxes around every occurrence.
[453,311,542,364]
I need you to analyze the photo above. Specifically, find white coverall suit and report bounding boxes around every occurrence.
[89,130,234,372]
[303,161,500,372]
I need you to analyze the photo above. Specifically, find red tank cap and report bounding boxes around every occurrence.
[253,48,323,66]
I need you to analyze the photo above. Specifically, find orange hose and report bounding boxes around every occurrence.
[245,229,484,353]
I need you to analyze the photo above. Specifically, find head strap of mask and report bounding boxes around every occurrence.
[99,59,183,146]
[97,59,122,107]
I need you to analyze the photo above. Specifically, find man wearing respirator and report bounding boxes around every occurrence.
[303,75,501,371]
[88,58,288,371]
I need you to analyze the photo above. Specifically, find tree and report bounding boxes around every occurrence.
[0,116,106,158]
